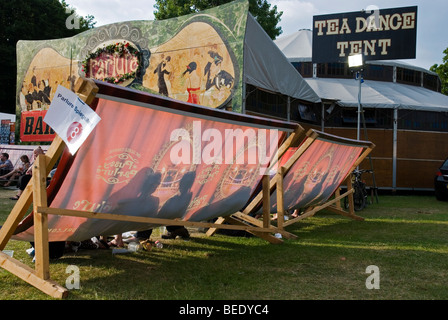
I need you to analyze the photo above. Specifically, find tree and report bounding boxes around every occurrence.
[430,47,448,95]
[153,0,283,40]
[0,0,96,115]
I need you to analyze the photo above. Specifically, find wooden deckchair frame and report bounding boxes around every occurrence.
[207,128,375,238]
[0,78,98,298]
[272,129,375,232]
[205,123,305,240]
[0,78,295,298]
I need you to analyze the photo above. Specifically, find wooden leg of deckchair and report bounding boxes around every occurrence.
[0,251,68,299]
[325,206,364,221]
[225,216,283,244]
[282,188,363,227]
[325,183,365,221]
[199,211,284,243]
[334,188,342,210]
[33,155,50,280]
[206,213,293,242]
[0,135,67,250]
[0,137,68,250]
[262,175,271,229]
[0,78,97,298]
[276,168,285,231]
[346,174,356,217]
[0,186,34,250]
[283,207,315,226]
[0,154,68,299]
[232,212,297,239]
[205,216,227,237]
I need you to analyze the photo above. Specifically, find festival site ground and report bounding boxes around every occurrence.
[0,187,447,300]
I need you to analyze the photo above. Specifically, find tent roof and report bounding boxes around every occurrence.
[305,77,448,112]
[274,29,439,75]
[244,15,321,104]
[274,29,447,111]
[274,29,313,63]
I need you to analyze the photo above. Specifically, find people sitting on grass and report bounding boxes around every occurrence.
[10,147,45,200]
[0,153,14,176]
[0,155,31,187]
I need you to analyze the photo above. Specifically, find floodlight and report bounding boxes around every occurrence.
[348,54,363,68]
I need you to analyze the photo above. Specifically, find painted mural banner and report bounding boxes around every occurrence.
[16,0,248,142]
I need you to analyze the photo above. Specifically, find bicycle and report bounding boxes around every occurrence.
[344,168,371,211]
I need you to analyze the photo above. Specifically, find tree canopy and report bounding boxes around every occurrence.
[153,0,283,40]
[0,0,95,115]
[430,48,448,95]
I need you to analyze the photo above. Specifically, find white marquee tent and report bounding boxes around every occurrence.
[274,29,448,112]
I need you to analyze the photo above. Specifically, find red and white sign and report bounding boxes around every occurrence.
[44,85,101,154]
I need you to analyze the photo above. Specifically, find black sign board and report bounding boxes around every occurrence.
[312,6,417,63]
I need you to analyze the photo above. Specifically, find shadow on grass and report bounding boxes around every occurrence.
[3,194,448,299]
[45,234,271,299]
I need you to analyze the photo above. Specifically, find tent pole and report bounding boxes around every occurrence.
[357,71,362,140]
[360,104,379,203]
[393,108,398,192]
[242,81,246,114]
[321,102,325,132]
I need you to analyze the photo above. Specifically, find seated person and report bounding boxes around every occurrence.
[0,153,14,176]
[0,155,30,187]
[10,147,45,200]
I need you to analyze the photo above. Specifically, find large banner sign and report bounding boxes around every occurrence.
[13,83,293,242]
[16,0,249,142]
[312,6,417,63]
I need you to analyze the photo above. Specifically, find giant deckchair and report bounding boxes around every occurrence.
[207,129,375,237]
[0,78,303,298]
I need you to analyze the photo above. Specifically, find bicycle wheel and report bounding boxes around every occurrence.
[353,187,366,211]
[344,185,366,211]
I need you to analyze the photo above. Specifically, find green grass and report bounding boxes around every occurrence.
[1,188,447,300]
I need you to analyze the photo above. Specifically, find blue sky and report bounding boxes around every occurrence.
[67,0,447,70]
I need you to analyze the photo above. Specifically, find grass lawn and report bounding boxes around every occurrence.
[1,187,447,301]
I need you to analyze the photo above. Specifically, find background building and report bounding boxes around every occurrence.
[273,29,448,191]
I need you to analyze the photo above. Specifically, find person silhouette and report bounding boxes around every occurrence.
[159,171,196,239]
[187,186,252,222]
[104,169,162,243]
[72,168,162,246]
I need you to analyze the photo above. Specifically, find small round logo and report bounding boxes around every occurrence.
[67,122,83,144]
